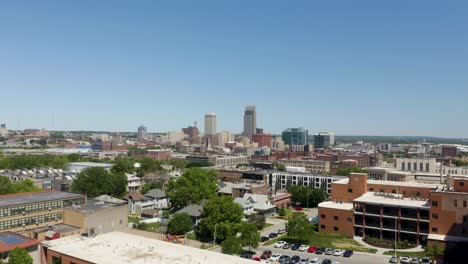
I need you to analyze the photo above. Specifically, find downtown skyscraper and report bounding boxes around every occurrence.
[243,105,256,140]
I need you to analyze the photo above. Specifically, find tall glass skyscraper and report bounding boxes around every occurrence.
[243,105,257,140]
[281,127,309,146]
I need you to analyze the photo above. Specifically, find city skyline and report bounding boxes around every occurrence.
[1,1,468,138]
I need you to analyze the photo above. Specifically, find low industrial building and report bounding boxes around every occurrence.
[40,231,257,264]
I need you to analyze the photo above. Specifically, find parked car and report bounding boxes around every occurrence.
[295,206,304,211]
[299,245,310,251]
[290,255,301,264]
[400,256,410,264]
[291,243,301,251]
[332,249,345,256]
[343,250,353,257]
[269,254,282,262]
[261,236,269,242]
[389,256,399,263]
[309,258,321,264]
[324,248,334,255]
[261,250,272,259]
[421,257,432,264]
[240,253,253,259]
[322,259,332,264]
[261,260,271,264]
[282,243,291,249]
[308,246,318,253]
[410,257,420,264]
[277,229,286,234]
[252,257,261,262]
[269,232,278,238]
[278,255,291,263]
[298,258,309,264]
[315,247,325,254]
[274,241,287,248]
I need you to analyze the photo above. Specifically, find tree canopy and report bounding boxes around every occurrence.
[287,186,327,208]
[221,237,242,255]
[166,168,218,208]
[71,167,127,198]
[286,212,315,241]
[239,222,260,252]
[167,213,193,235]
[336,166,367,176]
[136,157,163,177]
[8,247,33,264]
[0,176,41,195]
[0,155,69,170]
[198,196,243,241]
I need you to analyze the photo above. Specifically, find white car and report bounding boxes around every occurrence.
[332,249,345,256]
[274,241,287,248]
[269,254,282,262]
[277,228,286,234]
[261,260,271,264]
[309,258,321,264]
[400,256,411,264]
[299,245,310,251]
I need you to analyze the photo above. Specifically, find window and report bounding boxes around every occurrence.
[432,201,438,207]
[432,227,438,233]
[464,201,467,208]
[454,200,458,207]
[321,225,326,230]
[432,213,438,219]
[348,188,353,193]
[347,218,352,223]
[369,188,374,191]
[334,226,339,231]
[426,163,429,172]
[52,256,62,264]
[380,189,385,193]
[420,163,423,171]
[333,216,339,221]
[321,214,326,219]
[416,192,421,197]
[391,190,396,194]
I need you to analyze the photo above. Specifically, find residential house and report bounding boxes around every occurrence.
[123,189,169,215]
[176,200,207,227]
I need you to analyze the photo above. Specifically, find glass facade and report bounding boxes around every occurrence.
[281,128,308,146]
[0,212,63,230]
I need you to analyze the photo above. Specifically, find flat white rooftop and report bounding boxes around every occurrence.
[42,232,257,264]
[319,201,353,210]
[354,192,430,208]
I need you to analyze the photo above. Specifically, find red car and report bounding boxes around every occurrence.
[308,246,317,253]
[252,257,261,262]
[295,206,304,211]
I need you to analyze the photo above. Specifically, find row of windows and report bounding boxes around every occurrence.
[321,225,340,232]
[432,200,467,208]
[0,212,63,230]
[0,198,85,218]
[320,214,352,223]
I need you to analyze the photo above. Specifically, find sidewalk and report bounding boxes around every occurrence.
[353,236,424,255]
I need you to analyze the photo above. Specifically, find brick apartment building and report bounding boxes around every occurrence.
[316,154,378,167]
[252,133,273,148]
[318,173,468,249]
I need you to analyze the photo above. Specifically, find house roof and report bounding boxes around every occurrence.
[243,194,276,211]
[94,195,127,204]
[123,191,146,201]
[145,189,166,199]
[177,201,206,217]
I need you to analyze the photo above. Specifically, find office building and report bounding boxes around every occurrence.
[282,128,308,146]
[396,158,437,173]
[0,191,86,233]
[318,173,468,248]
[269,171,346,194]
[314,132,335,149]
[278,158,330,174]
[204,113,217,136]
[182,125,199,138]
[252,133,273,147]
[137,125,147,142]
[0,123,7,137]
[243,105,257,140]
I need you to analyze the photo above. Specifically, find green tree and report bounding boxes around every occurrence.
[168,213,194,235]
[11,179,41,193]
[198,196,243,241]
[248,214,266,230]
[239,222,260,252]
[221,237,242,255]
[336,166,367,176]
[288,186,327,208]
[0,176,14,195]
[71,167,127,198]
[166,168,218,208]
[140,180,164,195]
[137,157,162,177]
[168,159,187,170]
[67,153,81,162]
[8,247,33,264]
[286,212,315,241]
[275,163,286,171]
[111,156,135,174]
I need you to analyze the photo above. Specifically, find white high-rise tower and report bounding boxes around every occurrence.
[204,113,217,136]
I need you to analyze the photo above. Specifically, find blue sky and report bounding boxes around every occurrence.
[1,1,467,137]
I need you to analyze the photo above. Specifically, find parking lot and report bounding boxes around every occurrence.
[251,241,392,264]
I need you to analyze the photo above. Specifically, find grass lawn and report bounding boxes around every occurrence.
[264,232,377,254]
[128,216,141,223]
[384,251,428,258]
[137,222,161,232]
